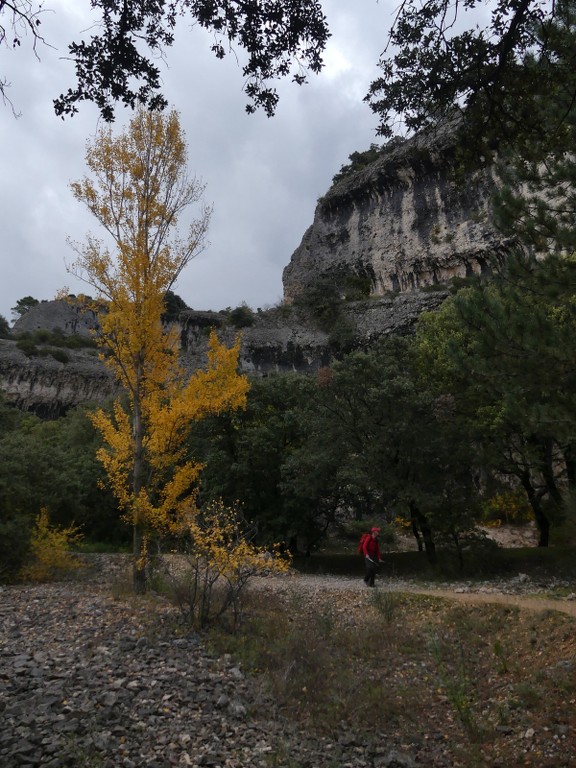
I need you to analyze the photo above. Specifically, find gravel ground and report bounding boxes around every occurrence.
[1,557,575,768]
[0,570,421,768]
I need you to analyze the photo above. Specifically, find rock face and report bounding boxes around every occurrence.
[179,290,447,376]
[12,299,100,337]
[6,122,510,415]
[0,340,118,417]
[283,122,510,300]
[0,290,447,415]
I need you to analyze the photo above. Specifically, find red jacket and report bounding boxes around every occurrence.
[362,535,381,561]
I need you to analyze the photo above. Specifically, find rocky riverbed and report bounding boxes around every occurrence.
[0,576,422,768]
[1,559,575,768]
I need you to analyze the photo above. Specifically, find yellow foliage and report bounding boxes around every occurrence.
[89,329,248,535]
[20,508,83,583]
[481,489,532,526]
[54,286,70,301]
[169,499,291,628]
[69,108,249,588]
[186,499,291,579]
[394,516,413,532]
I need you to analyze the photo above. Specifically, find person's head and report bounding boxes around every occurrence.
[371,526,380,538]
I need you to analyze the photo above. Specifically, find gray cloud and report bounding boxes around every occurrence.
[0,0,391,322]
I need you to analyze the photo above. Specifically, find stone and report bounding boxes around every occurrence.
[283,120,510,302]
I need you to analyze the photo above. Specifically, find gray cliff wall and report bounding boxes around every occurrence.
[179,292,446,377]
[283,123,510,300]
[5,124,498,415]
[0,290,447,415]
[0,340,118,417]
[12,299,100,337]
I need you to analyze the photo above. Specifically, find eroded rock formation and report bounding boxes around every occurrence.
[3,122,508,415]
[0,340,118,417]
[283,122,510,300]
[0,289,447,415]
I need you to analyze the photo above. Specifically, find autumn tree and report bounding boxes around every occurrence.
[69,107,249,592]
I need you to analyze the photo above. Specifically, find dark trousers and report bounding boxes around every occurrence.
[363,557,377,586]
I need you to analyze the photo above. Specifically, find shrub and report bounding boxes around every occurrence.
[20,508,84,582]
[34,329,52,343]
[50,348,70,364]
[481,489,532,526]
[16,337,39,357]
[228,303,255,328]
[342,274,372,300]
[163,500,291,629]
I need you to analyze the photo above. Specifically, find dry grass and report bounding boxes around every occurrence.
[207,583,576,767]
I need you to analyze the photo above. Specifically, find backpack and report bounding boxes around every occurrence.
[357,532,370,556]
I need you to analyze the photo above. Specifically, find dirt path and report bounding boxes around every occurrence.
[254,573,576,617]
[399,586,576,616]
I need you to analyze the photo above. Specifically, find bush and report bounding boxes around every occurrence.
[50,349,70,364]
[20,508,84,582]
[162,500,290,629]
[16,337,39,357]
[15,329,97,352]
[228,303,255,329]
[481,489,533,526]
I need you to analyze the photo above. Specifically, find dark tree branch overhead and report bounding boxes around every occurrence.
[54,0,330,121]
[365,0,570,144]
[1,0,329,121]
[0,0,47,112]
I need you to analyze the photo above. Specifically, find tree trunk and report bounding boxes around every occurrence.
[519,470,550,547]
[132,523,147,595]
[132,379,148,593]
[538,436,563,508]
[411,520,424,551]
[410,501,436,564]
[562,442,576,490]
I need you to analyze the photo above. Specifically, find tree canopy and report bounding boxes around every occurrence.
[366,0,576,149]
[415,251,576,546]
[1,1,330,121]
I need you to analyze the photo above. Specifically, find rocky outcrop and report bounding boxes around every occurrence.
[12,299,100,337]
[178,290,448,376]
[7,121,506,415]
[0,290,448,415]
[0,340,118,417]
[283,121,510,300]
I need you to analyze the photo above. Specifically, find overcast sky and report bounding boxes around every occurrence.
[1,0,392,324]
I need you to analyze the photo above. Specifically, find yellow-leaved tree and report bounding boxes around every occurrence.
[69,107,249,593]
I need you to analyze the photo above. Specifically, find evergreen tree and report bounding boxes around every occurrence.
[416,251,576,545]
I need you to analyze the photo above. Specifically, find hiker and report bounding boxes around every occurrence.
[362,527,383,587]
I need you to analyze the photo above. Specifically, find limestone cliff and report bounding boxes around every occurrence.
[6,122,507,415]
[283,122,510,300]
[0,289,447,415]
[12,299,100,337]
[179,290,447,375]
[0,339,118,417]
